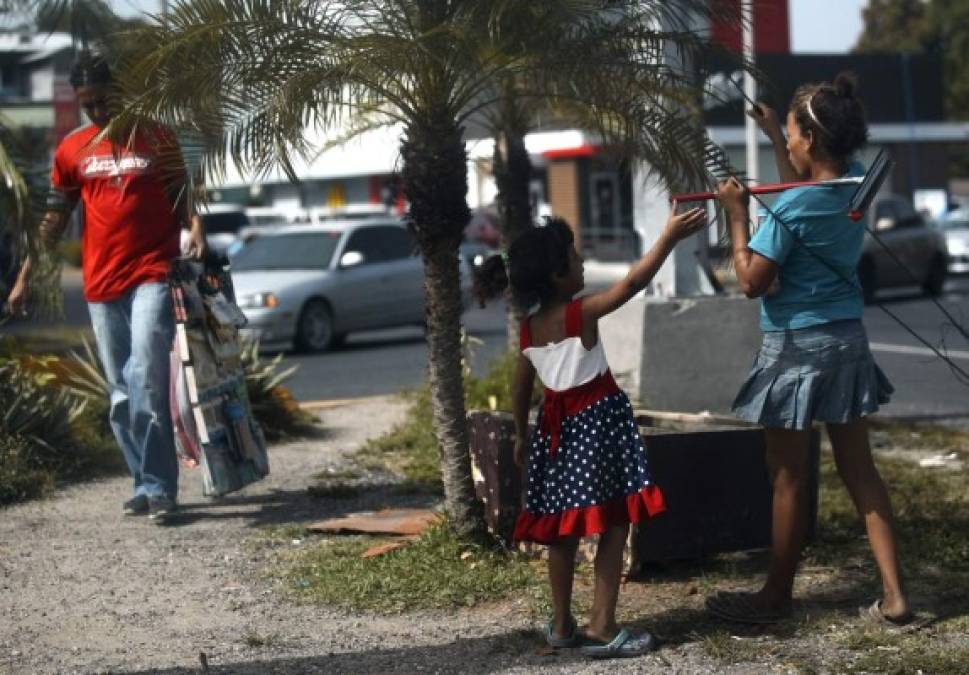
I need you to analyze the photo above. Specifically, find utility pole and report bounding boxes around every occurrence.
[742,0,758,225]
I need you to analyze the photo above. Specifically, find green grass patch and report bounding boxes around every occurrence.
[869,419,969,454]
[835,627,904,651]
[805,448,969,580]
[284,521,544,613]
[352,351,535,494]
[699,630,777,664]
[241,631,280,648]
[840,640,969,674]
[356,385,442,491]
[630,423,969,670]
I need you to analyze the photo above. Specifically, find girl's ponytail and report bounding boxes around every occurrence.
[473,253,509,307]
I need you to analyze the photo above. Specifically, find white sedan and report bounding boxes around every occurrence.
[229,219,473,351]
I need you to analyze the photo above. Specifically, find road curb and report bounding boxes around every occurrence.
[298,395,392,411]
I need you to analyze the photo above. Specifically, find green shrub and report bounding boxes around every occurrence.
[464,350,541,412]
[240,340,320,440]
[62,337,319,442]
[0,433,54,503]
[0,359,113,506]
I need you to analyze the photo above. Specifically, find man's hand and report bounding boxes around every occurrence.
[185,215,208,259]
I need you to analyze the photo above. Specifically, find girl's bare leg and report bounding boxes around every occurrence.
[755,428,814,612]
[586,524,630,641]
[827,419,910,619]
[548,535,580,637]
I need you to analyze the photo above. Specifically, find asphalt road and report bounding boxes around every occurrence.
[6,268,969,421]
[281,278,969,421]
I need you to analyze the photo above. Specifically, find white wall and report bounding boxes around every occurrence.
[29,64,53,101]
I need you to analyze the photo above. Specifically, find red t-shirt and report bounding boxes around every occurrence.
[51,124,182,302]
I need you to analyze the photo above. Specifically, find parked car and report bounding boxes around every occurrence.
[199,204,251,256]
[230,220,473,351]
[244,206,301,227]
[857,194,948,302]
[308,204,394,223]
[933,209,969,276]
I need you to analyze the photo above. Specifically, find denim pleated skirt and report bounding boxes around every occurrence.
[732,319,893,430]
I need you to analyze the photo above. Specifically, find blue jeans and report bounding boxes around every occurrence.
[88,282,178,499]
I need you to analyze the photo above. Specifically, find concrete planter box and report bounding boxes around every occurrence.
[598,294,763,414]
[633,421,820,563]
[467,410,820,560]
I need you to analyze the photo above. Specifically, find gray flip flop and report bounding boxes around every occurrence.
[544,616,580,648]
[579,629,657,659]
[858,600,915,629]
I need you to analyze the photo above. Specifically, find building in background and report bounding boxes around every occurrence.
[704,50,969,213]
[118,0,968,260]
[0,31,76,146]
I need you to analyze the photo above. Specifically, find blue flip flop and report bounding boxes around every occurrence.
[579,628,657,659]
[543,616,581,648]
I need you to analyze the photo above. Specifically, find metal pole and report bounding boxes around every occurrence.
[742,0,758,224]
[901,52,919,198]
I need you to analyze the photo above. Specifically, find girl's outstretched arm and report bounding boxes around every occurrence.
[582,206,707,323]
[511,354,536,468]
[749,103,799,183]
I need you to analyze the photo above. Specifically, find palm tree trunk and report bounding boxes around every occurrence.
[493,119,534,352]
[401,109,486,539]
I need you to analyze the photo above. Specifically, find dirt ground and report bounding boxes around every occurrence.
[1,396,965,674]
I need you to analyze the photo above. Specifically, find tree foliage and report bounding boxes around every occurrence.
[103,0,747,537]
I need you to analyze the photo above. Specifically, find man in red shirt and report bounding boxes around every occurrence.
[8,53,206,520]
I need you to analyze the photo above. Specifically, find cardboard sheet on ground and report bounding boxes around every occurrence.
[308,508,439,536]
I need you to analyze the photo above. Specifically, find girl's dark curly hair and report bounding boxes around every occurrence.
[790,71,868,162]
[473,217,575,309]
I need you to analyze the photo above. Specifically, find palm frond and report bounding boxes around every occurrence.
[463,0,754,192]
[0,116,63,317]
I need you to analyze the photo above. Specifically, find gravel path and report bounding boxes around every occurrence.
[1,396,780,675]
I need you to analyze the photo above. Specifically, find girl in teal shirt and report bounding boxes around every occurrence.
[709,73,912,627]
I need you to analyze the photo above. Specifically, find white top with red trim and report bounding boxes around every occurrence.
[521,299,609,392]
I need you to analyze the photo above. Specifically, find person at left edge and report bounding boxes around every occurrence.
[6,53,207,521]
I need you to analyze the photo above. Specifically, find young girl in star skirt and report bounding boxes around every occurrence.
[475,209,706,659]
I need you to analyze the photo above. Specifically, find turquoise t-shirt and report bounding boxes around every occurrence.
[748,162,866,332]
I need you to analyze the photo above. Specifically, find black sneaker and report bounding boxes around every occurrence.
[147,495,177,521]
[122,494,150,516]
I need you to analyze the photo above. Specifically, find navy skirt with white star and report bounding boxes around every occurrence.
[513,391,666,544]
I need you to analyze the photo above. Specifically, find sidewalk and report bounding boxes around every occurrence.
[2,394,965,674]
[0,396,686,674]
